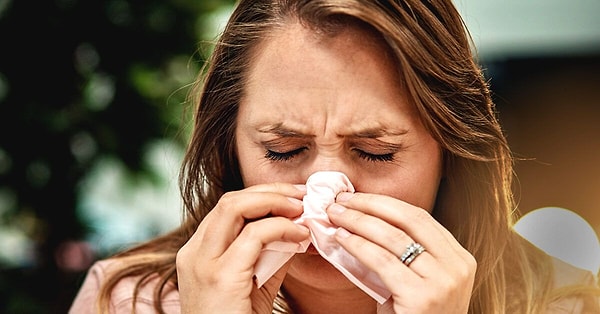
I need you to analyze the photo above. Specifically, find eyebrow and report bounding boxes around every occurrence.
[258,123,312,137]
[349,128,408,138]
[257,123,408,138]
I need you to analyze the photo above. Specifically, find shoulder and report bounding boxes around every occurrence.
[69,258,180,313]
[546,257,600,313]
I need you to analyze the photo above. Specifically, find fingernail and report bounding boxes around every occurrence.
[336,192,354,202]
[296,224,310,234]
[294,184,307,192]
[287,197,303,206]
[336,227,351,239]
[328,203,346,214]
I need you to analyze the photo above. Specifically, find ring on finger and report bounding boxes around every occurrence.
[399,242,425,266]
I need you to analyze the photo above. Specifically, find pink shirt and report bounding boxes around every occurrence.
[69,259,180,313]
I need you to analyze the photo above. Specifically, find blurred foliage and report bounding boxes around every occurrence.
[0,0,234,312]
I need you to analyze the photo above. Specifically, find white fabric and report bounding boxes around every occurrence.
[253,171,391,304]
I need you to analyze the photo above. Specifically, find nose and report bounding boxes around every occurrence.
[302,154,357,185]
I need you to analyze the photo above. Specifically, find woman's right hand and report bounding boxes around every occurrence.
[176,183,310,314]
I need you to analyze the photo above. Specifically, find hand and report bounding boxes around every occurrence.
[327,192,476,314]
[176,183,310,314]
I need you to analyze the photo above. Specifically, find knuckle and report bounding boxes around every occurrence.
[432,272,460,297]
[413,208,433,222]
[175,245,189,268]
[270,181,287,192]
[464,253,477,271]
[358,192,377,205]
[386,229,411,247]
[352,211,370,224]
[240,221,260,238]
[240,218,276,240]
[374,247,401,268]
[458,253,477,280]
[216,191,239,212]
[445,275,461,291]
[438,256,475,291]
[219,191,236,205]
[341,207,365,223]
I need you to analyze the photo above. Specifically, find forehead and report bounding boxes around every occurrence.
[239,21,417,135]
[246,21,397,81]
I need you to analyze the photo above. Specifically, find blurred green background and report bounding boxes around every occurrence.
[0,0,598,313]
[0,0,235,312]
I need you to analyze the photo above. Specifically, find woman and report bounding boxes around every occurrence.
[70,0,600,313]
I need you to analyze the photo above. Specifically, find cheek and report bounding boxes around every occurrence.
[354,153,442,212]
[356,176,440,212]
[399,176,441,212]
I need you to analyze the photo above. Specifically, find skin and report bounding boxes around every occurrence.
[176,22,476,314]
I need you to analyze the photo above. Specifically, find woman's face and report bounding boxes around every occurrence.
[235,22,443,290]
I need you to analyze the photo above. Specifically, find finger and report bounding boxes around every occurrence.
[335,193,476,280]
[327,203,414,255]
[327,204,437,278]
[244,182,307,198]
[336,192,460,257]
[222,216,309,276]
[333,226,474,312]
[332,227,423,286]
[191,185,306,258]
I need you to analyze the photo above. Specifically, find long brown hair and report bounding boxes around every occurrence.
[98,0,561,312]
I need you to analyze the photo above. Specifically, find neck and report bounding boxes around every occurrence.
[281,275,377,314]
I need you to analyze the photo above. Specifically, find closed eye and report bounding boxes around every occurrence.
[354,149,395,162]
[264,147,307,162]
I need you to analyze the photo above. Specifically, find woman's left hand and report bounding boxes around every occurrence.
[327,192,476,314]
